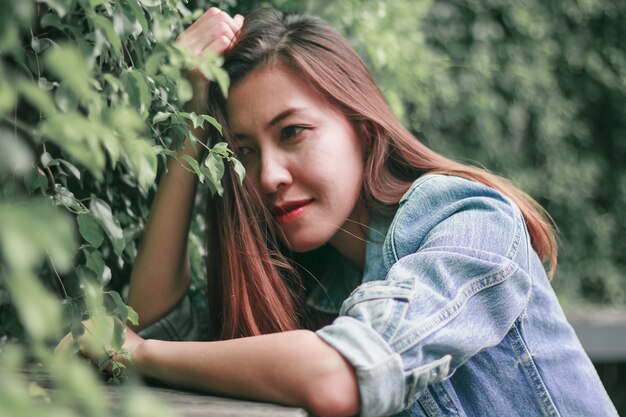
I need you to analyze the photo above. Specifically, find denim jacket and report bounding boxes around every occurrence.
[139,174,617,417]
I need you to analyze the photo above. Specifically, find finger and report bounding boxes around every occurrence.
[186,9,237,40]
[231,14,245,45]
[177,7,222,44]
[217,11,241,37]
[234,14,244,28]
[181,17,236,56]
[188,6,222,30]
[186,26,235,56]
[207,34,234,57]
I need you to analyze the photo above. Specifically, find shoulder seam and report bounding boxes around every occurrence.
[388,175,443,263]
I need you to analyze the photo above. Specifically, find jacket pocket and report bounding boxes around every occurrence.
[413,382,465,417]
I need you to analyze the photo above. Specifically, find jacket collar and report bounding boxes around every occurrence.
[305,216,392,314]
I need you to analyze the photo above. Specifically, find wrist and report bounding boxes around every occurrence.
[130,338,153,372]
[183,71,210,114]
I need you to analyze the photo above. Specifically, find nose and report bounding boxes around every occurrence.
[258,149,292,195]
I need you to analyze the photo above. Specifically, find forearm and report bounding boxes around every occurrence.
[132,330,360,417]
[129,6,240,329]
[128,132,205,328]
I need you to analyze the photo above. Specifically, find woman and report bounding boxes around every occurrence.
[65,7,617,417]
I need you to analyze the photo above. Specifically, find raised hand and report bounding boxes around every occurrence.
[176,7,242,115]
[177,7,244,81]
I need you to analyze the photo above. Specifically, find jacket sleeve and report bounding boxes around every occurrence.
[137,290,210,341]
[316,175,534,416]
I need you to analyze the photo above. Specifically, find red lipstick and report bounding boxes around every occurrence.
[273,199,313,225]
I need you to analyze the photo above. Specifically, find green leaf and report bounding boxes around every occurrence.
[123,0,149,35]
[193,113,204,130]
[127,306,139,326]
[38,77,55,91]
[121,69,151,118]
[112,318,125,352]
[77,213,105,248]
[152,111,172,124]
[31,36,41,53]
[54,84,79,113]
[89,197,125,256]
[153,145,177,157]
[103,73,123,92]
[181,154,204,183]
[121,138,157,193]
[45,45,95,103]
[16,79,57,116]
[138,0,162,7]
[211,142,231,157]
[108,291,128,325]
[40,113,107,179]
[202,114,222,134]
[0,130,34,176]
[212,66,230,98]
[181,112,205,130]
[41,12,64,30]
[24,169,49,193]
[0,199,77,273]
[53,184,82,211]
[83,246,105,277]
[3,272,62,341]
[203,152,225,196]
[176,77,192,103]
[231,158,246,185]
[39,0,72,18]
[0,81,17,115]
[70,312,85,341]
[58,159,82,181]
[145,51,167,76]
[28,382,50,402]
[101,135,121,168]
[92,15,122,54]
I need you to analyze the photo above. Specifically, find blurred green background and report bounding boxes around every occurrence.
[1,0,624,415]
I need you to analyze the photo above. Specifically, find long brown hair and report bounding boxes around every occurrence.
[204,8,557,340]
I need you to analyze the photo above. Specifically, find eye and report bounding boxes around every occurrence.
[235,146,255,160]
[281,125,306,140]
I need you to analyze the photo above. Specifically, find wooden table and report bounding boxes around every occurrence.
[17,368,308,417]
[106,383,309,417]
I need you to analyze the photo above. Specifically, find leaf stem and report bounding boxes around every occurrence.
[1,115,37,137]
[40,143,56,193]
[46,250,68,299]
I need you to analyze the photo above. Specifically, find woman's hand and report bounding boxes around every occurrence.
[55,316,145,372]
[177,7,244,63]
[177,7,244,109]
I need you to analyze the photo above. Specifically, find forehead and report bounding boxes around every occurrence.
[226,64,334,133]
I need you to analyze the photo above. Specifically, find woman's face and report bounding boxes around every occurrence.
[227,63,366,253]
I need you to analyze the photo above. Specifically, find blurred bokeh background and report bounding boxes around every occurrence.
[1,0,624,415]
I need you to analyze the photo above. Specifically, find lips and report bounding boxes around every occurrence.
[273,199,313,224]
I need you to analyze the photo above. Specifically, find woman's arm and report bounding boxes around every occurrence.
[126,139,199,328]
[131,330,360,417]
[127,9,244,329]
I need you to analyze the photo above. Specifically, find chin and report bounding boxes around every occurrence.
[283,235,328,253]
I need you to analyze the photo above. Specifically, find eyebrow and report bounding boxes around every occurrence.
[232,107,304,140]
[268,107,302,128]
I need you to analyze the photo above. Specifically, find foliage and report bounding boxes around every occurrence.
[0,0,236,415]
[0,0,624,414]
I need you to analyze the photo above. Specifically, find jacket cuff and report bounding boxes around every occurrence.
[316,316,406,417]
